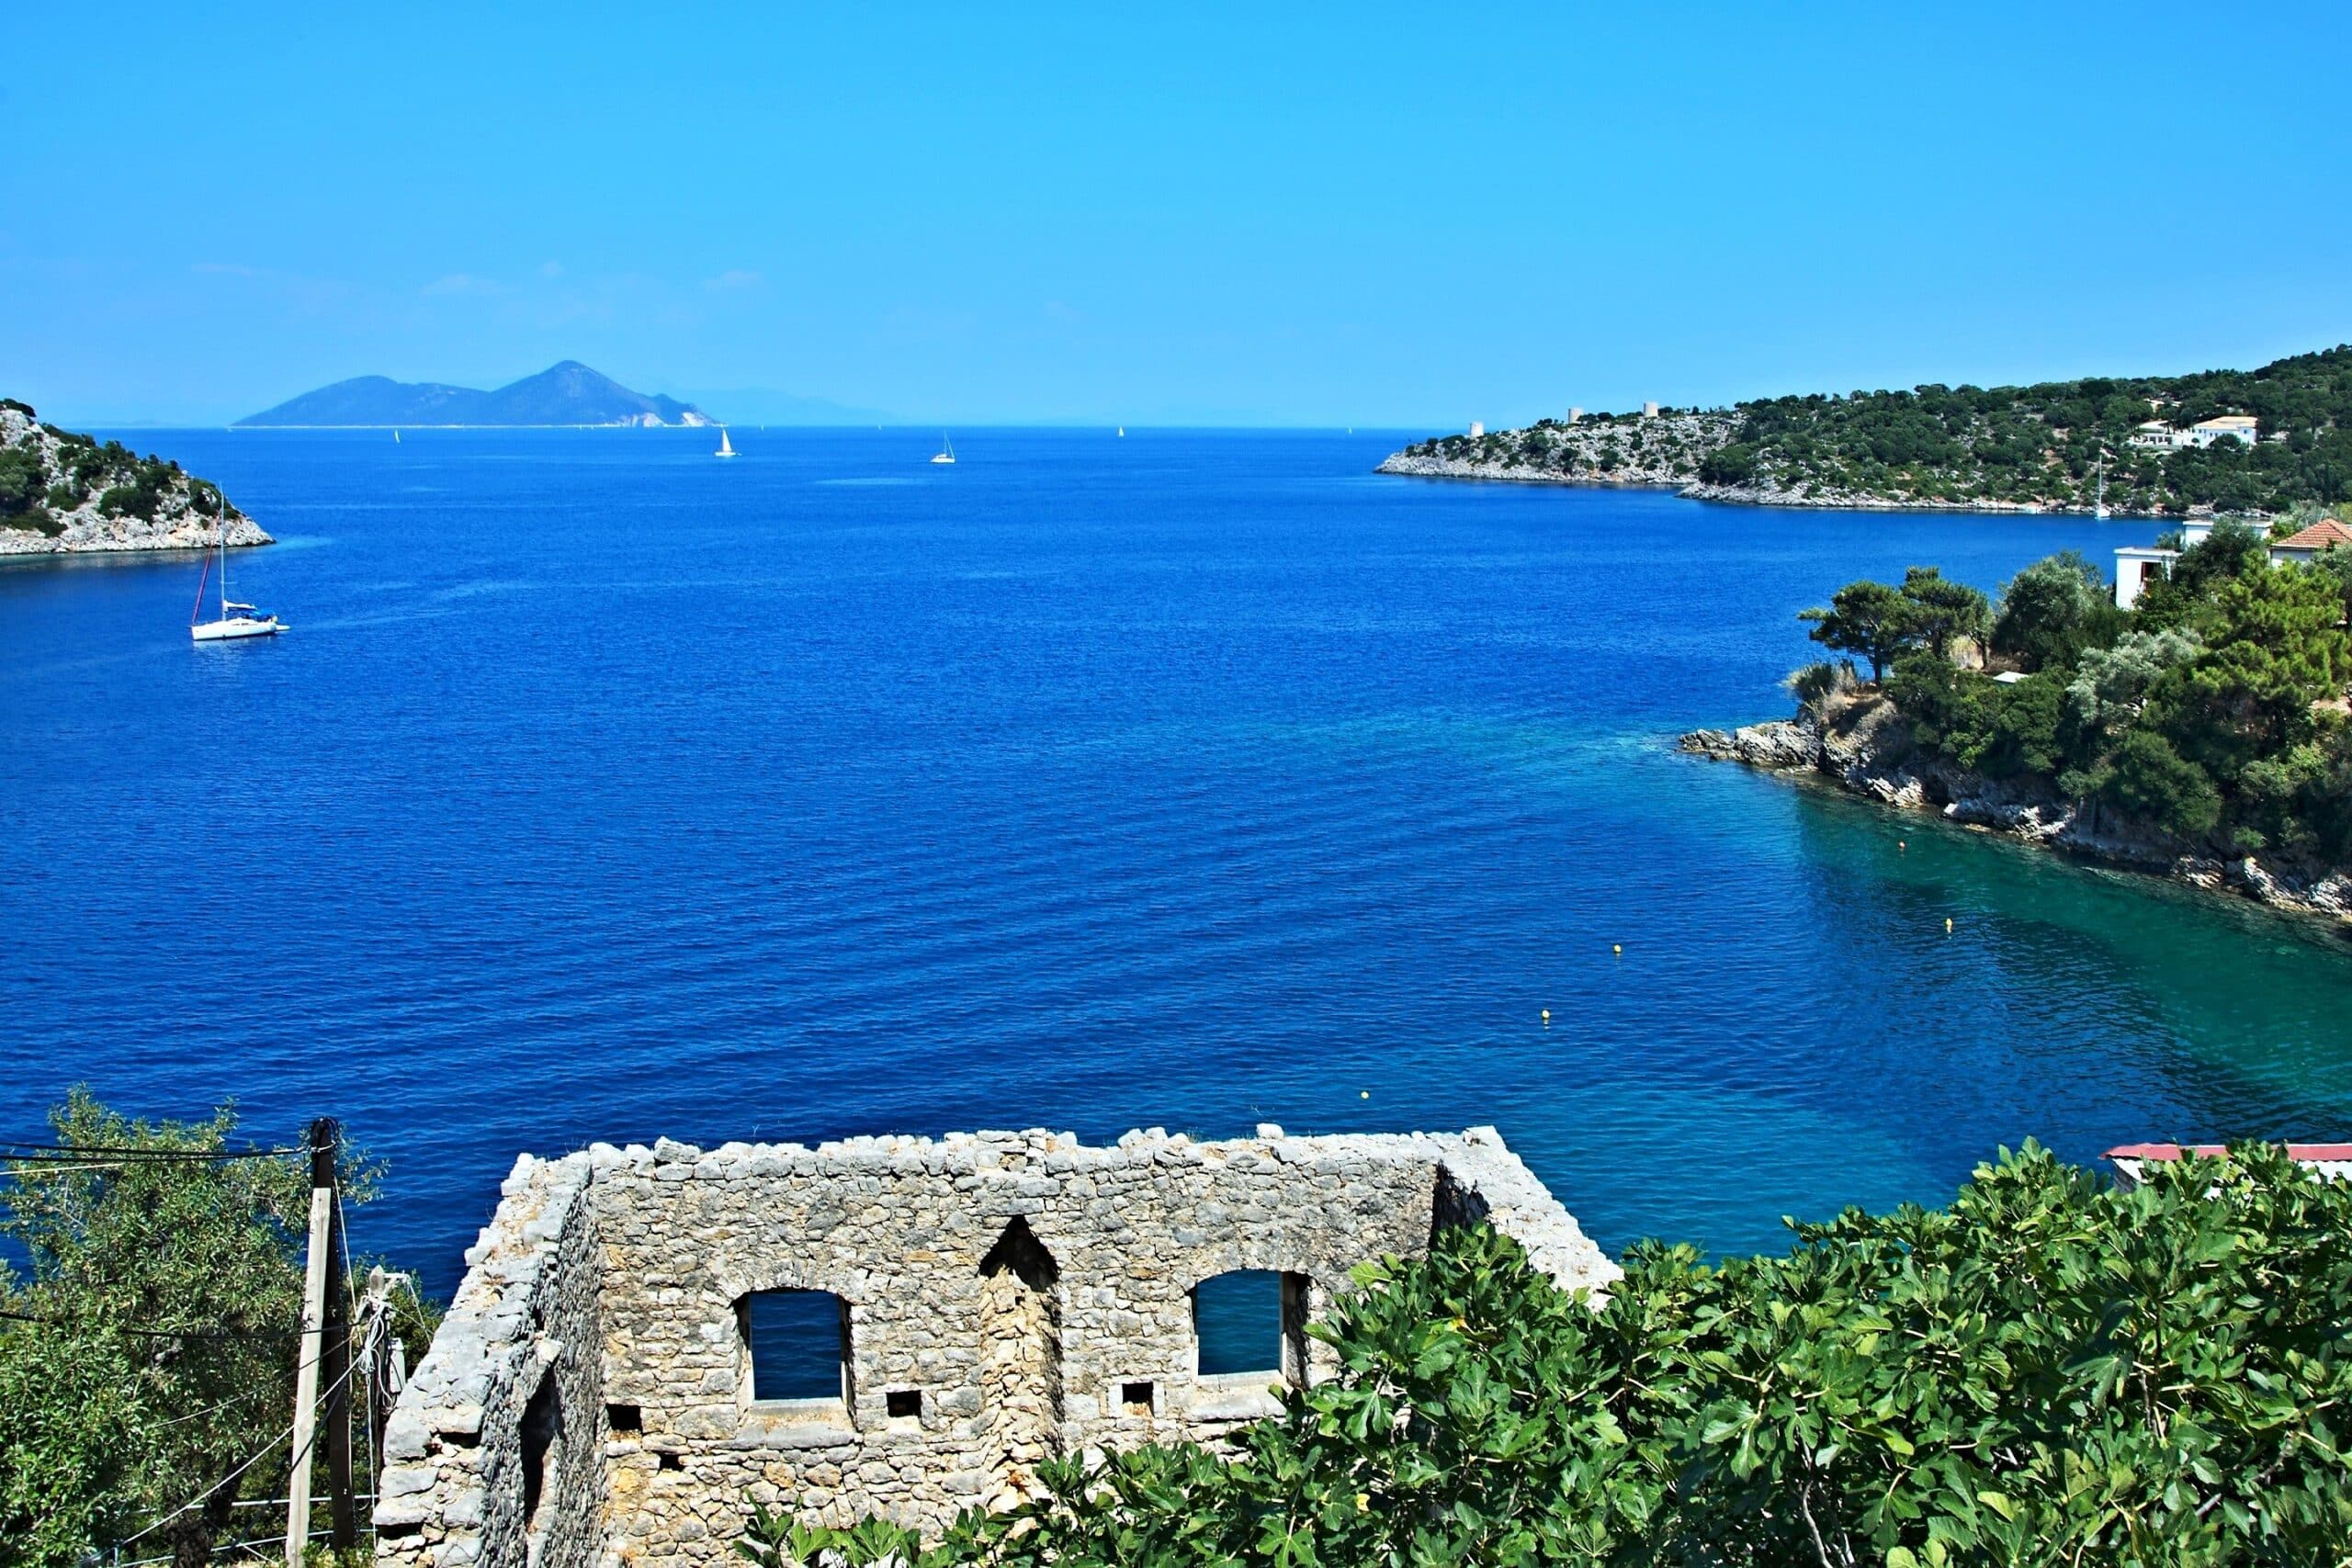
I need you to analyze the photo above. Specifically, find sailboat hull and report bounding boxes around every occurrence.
[192,616,285,642]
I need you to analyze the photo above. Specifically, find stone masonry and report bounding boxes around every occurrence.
[374,1126,1617,1568]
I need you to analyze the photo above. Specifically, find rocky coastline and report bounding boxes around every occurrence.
[1377,446,2158,517]
[0,403,270,556]
[1680,697,2352,929]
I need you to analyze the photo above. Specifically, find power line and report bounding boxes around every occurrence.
[0,1144,297,1162]
[115,1349,361,1549]
[0,1306,299,1341]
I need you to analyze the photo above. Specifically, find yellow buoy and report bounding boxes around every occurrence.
[1541,1009,1551,1024]
[1359,1089,1370,1100]
[1898,840,1906,851]
[1945,917,1954,932]
[1612,943,1623,955]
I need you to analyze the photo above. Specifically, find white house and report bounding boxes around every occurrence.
[2188,414,2261,448]
[2127,414,2262,451]
[2113,518,2352,608]
[2114,546,2177,609]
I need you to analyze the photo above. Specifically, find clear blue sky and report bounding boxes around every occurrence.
[6,2,2349,427]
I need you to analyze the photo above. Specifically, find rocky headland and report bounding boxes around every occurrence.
[1681,696,2352,928]
[0,402,270,556]
[1375,344,2352,517]
[1376,414,2158,516]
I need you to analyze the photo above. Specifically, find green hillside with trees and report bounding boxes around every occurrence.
[1792,521,2352,860]
[1388,344,2352,516]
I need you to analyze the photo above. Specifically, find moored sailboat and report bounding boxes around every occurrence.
[190,510,285,642]
[931,434,956,465]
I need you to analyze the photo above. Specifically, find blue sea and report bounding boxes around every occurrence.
[5,428,2348,1295]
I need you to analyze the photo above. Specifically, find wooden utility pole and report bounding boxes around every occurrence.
[322,1123,356,1551]
[286,1118,344,1568]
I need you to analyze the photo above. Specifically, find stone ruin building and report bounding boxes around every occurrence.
[372,1125,1617,1568]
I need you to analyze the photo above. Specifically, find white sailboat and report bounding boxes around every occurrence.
[190,510,285,642]
[1117,426,1125,438]
[931,434,956,466]
[715,426,737,458]
[393,429,401,444]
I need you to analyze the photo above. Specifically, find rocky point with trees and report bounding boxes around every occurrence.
[0,400,270,556]
[1686,516,2352,923]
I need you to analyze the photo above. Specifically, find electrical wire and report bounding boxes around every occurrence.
[114,1349,361,1548]
[0,1144,297,1162]
[0,1307,298,1340]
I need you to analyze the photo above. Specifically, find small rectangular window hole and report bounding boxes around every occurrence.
[606,1404,642,1433]
[656,1450,683,1472]
[886,1389,922,1419]
[1122,1381,1154,1411]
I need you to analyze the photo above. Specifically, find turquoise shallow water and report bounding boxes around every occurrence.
[2,427,2347,1293]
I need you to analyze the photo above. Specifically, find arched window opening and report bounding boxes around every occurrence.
[739,1289,851,1405]
[1191,1269,1308,1382]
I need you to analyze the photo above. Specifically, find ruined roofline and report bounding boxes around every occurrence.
[379,1126,1617,1568]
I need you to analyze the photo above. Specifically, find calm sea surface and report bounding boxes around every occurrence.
[5,428,2349,1293]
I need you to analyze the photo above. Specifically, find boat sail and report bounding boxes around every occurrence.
[190,509,285,642]
[716,426,737,458]
[931,434,956,466]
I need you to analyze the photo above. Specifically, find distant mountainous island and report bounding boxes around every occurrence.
[237,361,714,428]
[1380,344,2352,519]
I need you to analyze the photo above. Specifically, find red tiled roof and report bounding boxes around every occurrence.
[2106,1142,2352,1163]
[2275,520,2352,552]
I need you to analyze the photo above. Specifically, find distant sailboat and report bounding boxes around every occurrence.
[931,434,956,466]
[393,429,401,444]
[1117,426,1125,438]
[715,426,737,458]
[189,509,285,642]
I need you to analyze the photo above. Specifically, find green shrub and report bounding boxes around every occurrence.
[754,1146,2352,1567]
[2098,728,2222,840]
[1698,442,1758,485]
[0,446,41,514]
[95,484,159,521]
[1991,550,2124,672]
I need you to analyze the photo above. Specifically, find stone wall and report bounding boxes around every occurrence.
[375,1154,605,1568]
[378,1126,1615,1568]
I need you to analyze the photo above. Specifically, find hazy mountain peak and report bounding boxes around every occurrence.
[236,364,713,427]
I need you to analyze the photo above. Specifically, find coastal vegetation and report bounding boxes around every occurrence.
[1796,525,2352,862]
[0,1093,433,1568]
[18,1090,2352,1568]
[747,1145,2352,1566]
[1380,344,2352,517]
[0,400,263,554]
